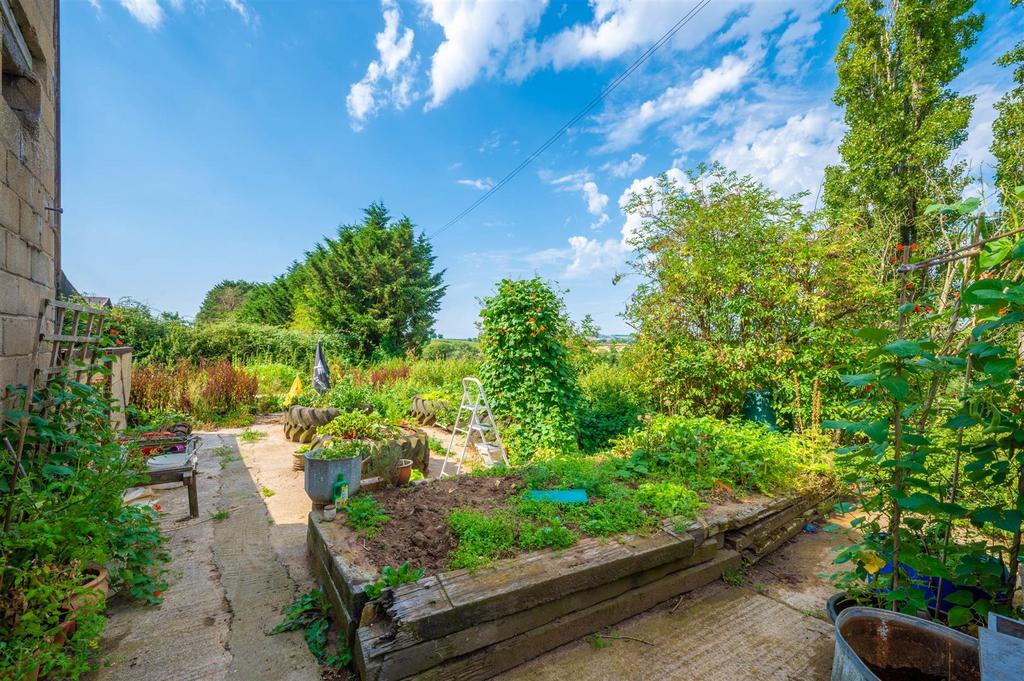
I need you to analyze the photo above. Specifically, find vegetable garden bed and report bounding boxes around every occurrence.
[307,479,830,681]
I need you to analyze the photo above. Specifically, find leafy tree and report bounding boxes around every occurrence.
[479,278,581,460]
[195,279,256,324]
[623,165,887,420]
[824,0,983,248]
[302,203,445,359]
[236,263,306,328]
[992,0,1024,198]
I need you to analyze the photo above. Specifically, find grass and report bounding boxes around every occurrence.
[238,428,265,443]
[211,510,231,521]
[211,445,239,469]
[260,486,275,498]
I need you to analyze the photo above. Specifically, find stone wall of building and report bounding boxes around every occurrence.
[0,0,58,393]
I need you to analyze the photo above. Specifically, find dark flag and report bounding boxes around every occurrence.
[313,340,331,395]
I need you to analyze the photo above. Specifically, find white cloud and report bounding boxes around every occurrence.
[955,84,1000,174]
[224,0,249,23]
[710,107,844,205]
[546,166,688,278]
[346,0,418,130]
[421,0,548,108]
[456,178,494,191]
[601,54,753,150]
[509,0,736,77]
[602,153,647,178]
[119,0,164,28]
[546,170,610,228]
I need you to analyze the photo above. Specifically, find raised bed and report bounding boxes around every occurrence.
[307,489,828,680]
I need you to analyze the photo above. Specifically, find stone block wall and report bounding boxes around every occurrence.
[0,0,58,393]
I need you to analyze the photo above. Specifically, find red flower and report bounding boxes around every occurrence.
[924,306,932,313]
[1012,407,1021,415]
[864,385,873,392]
[896,244,904,251]
[153,590,161,597]
[110,329,120,335]
[906,281,915,289]
[999,307,1008,315]
[913,304,921,313]
[910,243,918,251]
[154,504,162,511]
[115,339,124,345]
[952,291,960,299]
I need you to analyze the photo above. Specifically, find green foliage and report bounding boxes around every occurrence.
[1,357,169,676]
[312,439,369,461]
[420,339,481,360]
[363,562,426,600]
[248,362,298,396]
[623,165,885,420]
[303,203,446,359]
[317,410,398,442]
[236,262,307,328]
[108,505,169,605]
[577,364,644,453]
[634,481,704,519]
[824,0,982,245]
[448,509,518,570]
[479,278,581,460]
[829,198,1024,621]
[616,415,827,494]
[344,495,390,538]
[992,0,1024,198]
[109,298,188,364]
[195,279,257,325]
[239,428,265,442]
[271,589,350,669]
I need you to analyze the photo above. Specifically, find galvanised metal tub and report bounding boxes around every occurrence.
[832,606,979,681]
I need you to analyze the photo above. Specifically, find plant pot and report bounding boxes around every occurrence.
[827,592,859,623]
[396,459,413,486]
[68,565,109,611]
[304,451,362,506]
[292,450,305,472]
[53,617,77,645]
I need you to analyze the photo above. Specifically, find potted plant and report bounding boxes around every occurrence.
[304,439,367,507]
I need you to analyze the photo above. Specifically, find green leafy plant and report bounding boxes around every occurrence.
[827,195,1024,625]
[271,589,350,668]
[310,439,369,462]
[479,278,582,461]
[363,562,426,600]
[239,428,265,442]
[344,496,390,538]
[317,410,397,442]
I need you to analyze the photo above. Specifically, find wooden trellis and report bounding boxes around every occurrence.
[2,298,109,531]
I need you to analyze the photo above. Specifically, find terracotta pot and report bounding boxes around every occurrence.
[68,565,109,611]
[396,459,413,486]
[53,617,77,645]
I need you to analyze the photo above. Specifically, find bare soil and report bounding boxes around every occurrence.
[358,475,523,572]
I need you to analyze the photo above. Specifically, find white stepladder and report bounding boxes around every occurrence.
[440,377,508,477]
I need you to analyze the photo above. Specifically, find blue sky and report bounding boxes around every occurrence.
[63,0,1023,338]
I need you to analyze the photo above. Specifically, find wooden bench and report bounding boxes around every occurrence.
[133,436,200,518]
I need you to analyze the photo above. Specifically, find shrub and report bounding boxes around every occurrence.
[344,496,390,538]
[420,339,481,360]
[577,364,644,453]
[248,362,298,396]
[479,278,581,460]
[131,360,258,424]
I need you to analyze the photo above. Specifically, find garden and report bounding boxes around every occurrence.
[4,1,1024,678]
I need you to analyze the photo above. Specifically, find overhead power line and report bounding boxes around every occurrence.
[429,0,714,239]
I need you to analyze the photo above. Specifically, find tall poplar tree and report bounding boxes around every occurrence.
[824,0,983,248]
[992,0,1024,197]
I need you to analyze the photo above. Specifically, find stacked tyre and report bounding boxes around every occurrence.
[282,406,341,444]
[409,396,449,427]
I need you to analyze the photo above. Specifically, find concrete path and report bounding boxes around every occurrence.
[94,421,321,681]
